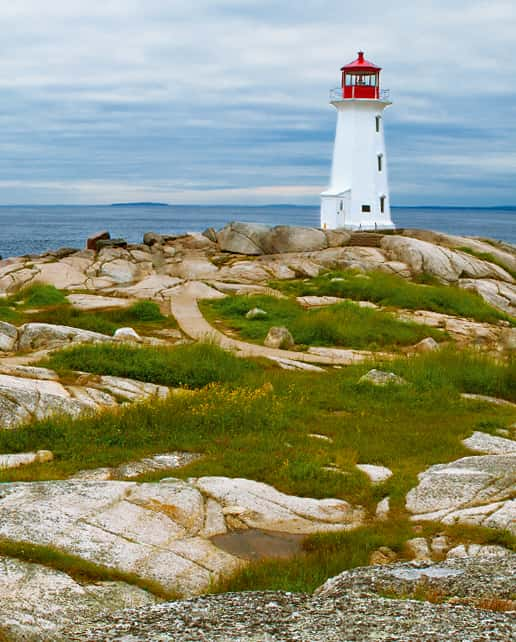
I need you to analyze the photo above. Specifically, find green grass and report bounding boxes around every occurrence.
[272,270,513,324]
[4,346,514,513]
[203,295,446,350]
[0,537,176,600]
[458,247,516,280]
[40,341,260,389]
[11,283,68,307]
[0,285,177,335]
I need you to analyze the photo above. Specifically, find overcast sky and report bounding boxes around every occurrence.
[0,0,515,206]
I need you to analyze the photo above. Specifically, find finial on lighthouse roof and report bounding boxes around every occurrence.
[358,51,365,63]
[341,51,381,72]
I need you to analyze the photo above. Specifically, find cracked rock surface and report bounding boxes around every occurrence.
[72,557,515,642]
[406,453,516,534]
[0,478,364,598]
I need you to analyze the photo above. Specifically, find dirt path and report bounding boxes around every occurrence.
[169,293,386,366]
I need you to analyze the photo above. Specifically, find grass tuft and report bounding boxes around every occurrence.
[203,295,446,350]
[272,269,513,324]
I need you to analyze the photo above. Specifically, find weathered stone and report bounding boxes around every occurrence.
[324,229,351,248]
[370,546,397,565]
[194,477,364,533]
[96,238,128,251]
[143,232,164,246]
[0,321,18,352]
[0,555,159,641]
[167,281,226,300]
[245,307,267,319]
[264,326,294,349]
[446,544,512,559]
[405,537,432,561]
[461,393,516,408]
[459,278,516,316]
[413,337,440,352]
[499,327,516,350]
[356,464,393,484]
[261,226,328,254]
[0,450,53,470]
[113,327,142,343]
[217,222,269,255]
[33,262,87,290]
[17,323,111,352]
[375,496,390,520]
[382,236,514,284]
[462,431,516,455]
[297,295,346,308]
[358,369,407,386]
[202,227,218,243]
[66,294,136,311]
[406,454,516,534]
[87,231,110,250]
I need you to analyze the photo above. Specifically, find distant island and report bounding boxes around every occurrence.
[110,202,169,207]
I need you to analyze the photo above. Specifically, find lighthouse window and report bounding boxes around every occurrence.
[375,116,381,132]
[377,155,383,172]
[380,196,386,213]
[361,205,371,213]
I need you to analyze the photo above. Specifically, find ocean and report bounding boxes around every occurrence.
[0,205,514,259]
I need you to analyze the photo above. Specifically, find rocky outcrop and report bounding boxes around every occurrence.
[73,557,515,642]
[215,222,350,256]
[406,454,516,534]
[0,370,172,430]
[381,235,514,284]
[0,478,364,600]
[17,323,111,352]
[0,555,159,642]
[459,278,516,316]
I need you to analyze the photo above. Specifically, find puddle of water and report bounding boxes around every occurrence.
[212,529,305,561]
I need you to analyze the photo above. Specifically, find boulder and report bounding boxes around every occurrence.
[381,236,514,284]
[143,232,164,246]
[369,546,397,565]
[66,294,135,311]
[86,231,110,250]
[96,238,128,251]
[217,222,270,255]
[261,226,328,254]
[406,454,516,534]
[413,337,440,352]
[264,326,294,349]
[0,321,18,352]
[324,229,351,248]
[33,262,87,290]
[405,537,432,561]
[113,327,142,343]
[358,369,407,386]
[17,323,111,352]
[245,307,267,319]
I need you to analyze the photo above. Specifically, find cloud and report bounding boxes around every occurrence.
[0,1,514,205]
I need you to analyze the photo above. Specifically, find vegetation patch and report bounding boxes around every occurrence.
[271,270,513,324]
[202,295,446,350]
[0,537,176,600]
[4,347,514,512]
[0,285,177,335]
[40,341,259,389]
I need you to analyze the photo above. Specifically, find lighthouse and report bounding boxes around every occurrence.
[320,51,395,231]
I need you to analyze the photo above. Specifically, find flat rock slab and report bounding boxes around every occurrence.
[0,477,364,598]
[463,431,516,455]
[66,294,136,311]
[0,555,158,642]
[406,454,516,534]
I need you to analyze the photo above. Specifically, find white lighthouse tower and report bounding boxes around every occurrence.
[321,51,395,230]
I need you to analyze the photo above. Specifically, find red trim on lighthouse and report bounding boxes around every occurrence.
[340,51,381,99]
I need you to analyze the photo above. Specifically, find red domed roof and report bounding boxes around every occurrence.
[341,51,381,72]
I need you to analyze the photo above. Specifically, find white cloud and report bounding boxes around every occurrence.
[0,0,514,204]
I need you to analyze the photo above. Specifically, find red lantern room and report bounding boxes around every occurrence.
[341,51,381,99]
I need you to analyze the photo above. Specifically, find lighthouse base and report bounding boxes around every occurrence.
[320,192,395,231]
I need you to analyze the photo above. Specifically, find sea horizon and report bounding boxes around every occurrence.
[0,203,514,258]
